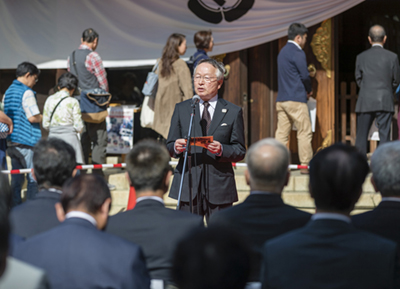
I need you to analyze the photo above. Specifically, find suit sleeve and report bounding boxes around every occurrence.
[166,104,182,158]
[294,51,312,93]
[355,55,363,87]
[218,107,246,163]
[392,55,400,91]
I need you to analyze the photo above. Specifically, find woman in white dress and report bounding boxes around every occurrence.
[43,72,84,164]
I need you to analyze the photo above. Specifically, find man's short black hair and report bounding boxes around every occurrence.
[33,138,76,189]
[15,62,40,78]
[288,23,308,40]
[82,28,99,43]
[172,227,250,289]
[61,174,111,214]
[58,72,79,90]
[126,140,171,193]
[309,143,369,212]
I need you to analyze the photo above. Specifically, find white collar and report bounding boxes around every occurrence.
[200,94,218,108]
[381,197,400,203]
[311,212,351,223]
[136,196,164,205]
[372,44,383,48]
[65,211,97,227]
[288,40,302,50]
[47,188,63,194]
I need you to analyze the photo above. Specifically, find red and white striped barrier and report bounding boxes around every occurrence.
[1,162,309,175]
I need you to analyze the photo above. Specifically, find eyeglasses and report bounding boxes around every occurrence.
[193,75,217,83]
[30,74,39,83]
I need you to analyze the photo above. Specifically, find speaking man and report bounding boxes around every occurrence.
[167,58,246,219]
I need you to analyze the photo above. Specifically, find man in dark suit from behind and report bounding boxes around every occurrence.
[209,138,311,282]
[355,25,400,155]
[13,174,150,289]
[261,144,399,289]
[352,141,400,244]
[106,140,203,287]
[10,138,77,239]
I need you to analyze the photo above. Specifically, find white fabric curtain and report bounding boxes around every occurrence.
[0,0,364,69]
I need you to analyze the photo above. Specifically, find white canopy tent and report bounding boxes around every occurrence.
[0,0,364,69]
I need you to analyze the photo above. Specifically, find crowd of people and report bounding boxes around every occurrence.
[0,21,400,289]
[0,137,399,289]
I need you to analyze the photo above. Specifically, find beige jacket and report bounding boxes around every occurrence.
[153,58,193,139]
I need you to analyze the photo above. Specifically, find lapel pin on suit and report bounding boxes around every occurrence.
[222,109,227,113]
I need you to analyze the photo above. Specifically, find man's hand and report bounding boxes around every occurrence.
[307,90,313,100]
[206,141,222,155]
[174,139,187,154]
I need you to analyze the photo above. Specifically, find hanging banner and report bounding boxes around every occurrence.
[106,105,136,154]
[0,0,364,69]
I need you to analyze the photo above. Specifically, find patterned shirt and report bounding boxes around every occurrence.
[67,44,108,91]
[42,90,84,133]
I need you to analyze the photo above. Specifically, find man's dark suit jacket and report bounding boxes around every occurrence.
[276,42,312,103]
[261,219,399,289]
[13,217,150,289]
[106,199,203,281]
[10,189,60,238]
[209,193,311,281]
[352,200,400,245]
[355,45,400,113]
[167,97,246,205]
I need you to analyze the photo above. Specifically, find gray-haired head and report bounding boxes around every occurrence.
[369,25,386,43]
[246,138,290,193]
[194,58,225,81]
[371,141,400,197]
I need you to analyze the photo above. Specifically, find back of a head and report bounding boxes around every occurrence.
[161,33,186,78]
[126,140,170,193]
[370,141,400,197]
[194,30,212,50]
[33,138,76,189]
[172,227,250,289]
[288,23,308,40]
[61,174,111,214]
[246,138,290,191]
[16,62,40,78]
[57,72,79,91]
[309,143,369,212]
[369,25,386,43]
[82,28,99,43]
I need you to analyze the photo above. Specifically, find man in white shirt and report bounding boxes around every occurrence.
[261,143,399,289]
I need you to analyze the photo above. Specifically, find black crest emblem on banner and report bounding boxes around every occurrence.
[188,0,254,24]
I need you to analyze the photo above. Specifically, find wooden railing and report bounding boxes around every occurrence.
[339,81,357,145]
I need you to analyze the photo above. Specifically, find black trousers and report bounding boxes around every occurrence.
[355,111,392,155]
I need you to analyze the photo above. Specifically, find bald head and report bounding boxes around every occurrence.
[246,138,290,193]
[369,25,386,43]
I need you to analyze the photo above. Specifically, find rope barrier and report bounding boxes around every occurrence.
[1,162,309,175]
